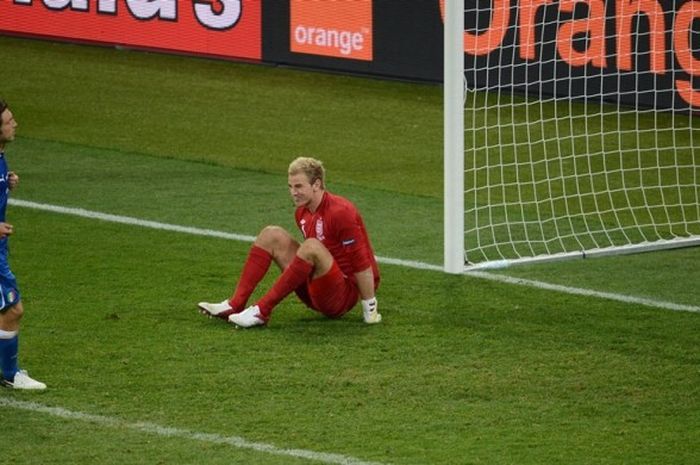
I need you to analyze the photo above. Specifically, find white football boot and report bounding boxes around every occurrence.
[198,300,236,320]
[3,370,47,390]
[228,305,266,328]
[362,298,382,324]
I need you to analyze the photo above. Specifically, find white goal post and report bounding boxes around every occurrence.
[444,0,700,272]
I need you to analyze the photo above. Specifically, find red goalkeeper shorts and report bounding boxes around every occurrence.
[295,261,358,318]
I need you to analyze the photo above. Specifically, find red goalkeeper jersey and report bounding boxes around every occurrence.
[295,191,380,288]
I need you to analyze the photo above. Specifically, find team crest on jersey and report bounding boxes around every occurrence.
[315,218,325,241]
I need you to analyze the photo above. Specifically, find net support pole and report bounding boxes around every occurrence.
[444,0,465,273]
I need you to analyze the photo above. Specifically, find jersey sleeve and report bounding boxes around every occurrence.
[332,206,373,273]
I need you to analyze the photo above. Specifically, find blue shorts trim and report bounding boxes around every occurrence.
[0,272,20,311]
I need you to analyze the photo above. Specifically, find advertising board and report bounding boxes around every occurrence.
[0,0,261,60]
[1,1,698,111]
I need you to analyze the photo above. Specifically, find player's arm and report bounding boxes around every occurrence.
[334,207,382,323]
[354,266,375,300]
[0,222,13,238]
[7,171,18,190]
[348,240,381,325]
[356,266,381,324]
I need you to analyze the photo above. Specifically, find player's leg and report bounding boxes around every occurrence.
[294,237,334,278]
[0,302,22,383]
[229,226,301,308]
[198,226,299,318]
[230,238,333,327]
[255,238,332,316]
[0,301,45,390]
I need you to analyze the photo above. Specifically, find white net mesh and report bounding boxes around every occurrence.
[463,0,700,266]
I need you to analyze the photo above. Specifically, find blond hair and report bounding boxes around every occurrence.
[288,156,325,189]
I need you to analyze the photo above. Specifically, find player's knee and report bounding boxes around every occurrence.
[3,303,24,323]
[256,225,290,247]
[297,238,326,258]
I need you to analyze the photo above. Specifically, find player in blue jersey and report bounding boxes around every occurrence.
[0,99,46,389]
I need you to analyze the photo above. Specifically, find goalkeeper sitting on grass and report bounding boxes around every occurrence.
[198,156,381,328]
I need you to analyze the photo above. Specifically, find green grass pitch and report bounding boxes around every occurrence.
[0,36,698,464]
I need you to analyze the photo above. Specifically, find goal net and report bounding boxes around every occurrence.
[444,0,700,271]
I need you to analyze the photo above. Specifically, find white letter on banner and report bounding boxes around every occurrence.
[43,0,87,10]
[126,0,176,20]
[194,0,241,30]
[294,25,307,45]
[97,0,117,14]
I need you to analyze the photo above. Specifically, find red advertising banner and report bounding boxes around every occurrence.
[0,0,261,61]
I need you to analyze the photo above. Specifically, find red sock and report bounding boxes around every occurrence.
[257,256,313,319]
[228,246,272,312]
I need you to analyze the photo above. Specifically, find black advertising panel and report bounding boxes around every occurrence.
[262,0,443,82]
[462,0,700,112]
[263,0,700,112]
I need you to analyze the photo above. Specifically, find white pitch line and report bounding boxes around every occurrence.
[0,398,387,465]
[10,199,257,242]
[10,198,699,313]
[465,270,700,313]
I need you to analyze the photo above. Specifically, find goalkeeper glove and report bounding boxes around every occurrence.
[361,297,382,324]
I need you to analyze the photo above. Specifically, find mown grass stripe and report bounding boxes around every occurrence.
[10,198,699,314]
[0,398,388,465]
[466,270,700,313]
